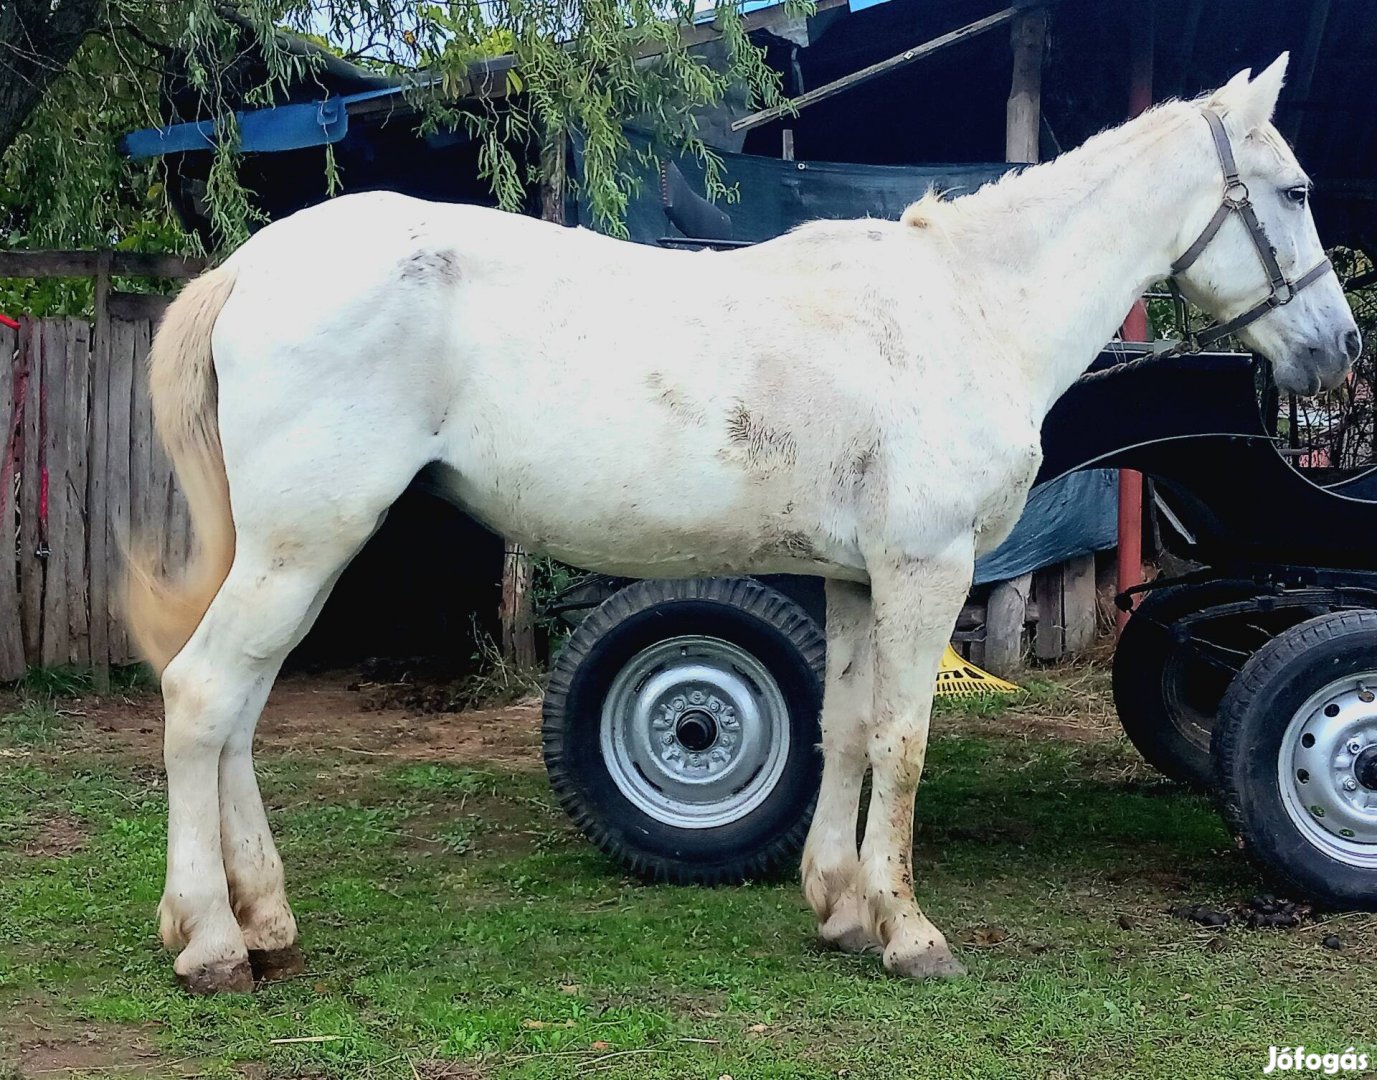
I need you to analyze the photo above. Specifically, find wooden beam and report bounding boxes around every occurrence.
[1005,6,1047,163]
[731,6,1019,133]
[0,250,207,280]
[108,291,174,322]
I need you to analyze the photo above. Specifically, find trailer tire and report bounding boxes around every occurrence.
[543,577,825,885]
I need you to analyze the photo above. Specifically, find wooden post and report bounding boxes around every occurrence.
[1062,553,1098,653]
[1031,564,1062,661]
[1005,6,1047,164]
[985,572,1031,676]
[986,9,1047,667]
[498,133,569,668]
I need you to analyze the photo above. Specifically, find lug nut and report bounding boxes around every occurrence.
[1343,777,1359,792]
[1348,740,1364,755]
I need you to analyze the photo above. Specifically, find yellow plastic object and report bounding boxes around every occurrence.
[934,644,1019,698]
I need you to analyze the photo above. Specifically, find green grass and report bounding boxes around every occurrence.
[1,686,1374,1080]
[8,664,155,700]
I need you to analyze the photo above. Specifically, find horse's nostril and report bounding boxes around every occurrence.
[1341,328,1363,363]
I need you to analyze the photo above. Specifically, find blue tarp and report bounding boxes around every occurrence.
[974,469,1119,585]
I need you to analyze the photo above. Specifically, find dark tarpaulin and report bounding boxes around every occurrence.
[572,140,1120,583]
[574,136,1014,244]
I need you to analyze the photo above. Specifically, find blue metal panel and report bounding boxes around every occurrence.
[120,86,405,160]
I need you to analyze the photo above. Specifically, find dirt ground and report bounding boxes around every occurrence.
[60,674,547,769]
[49,663,1120,770]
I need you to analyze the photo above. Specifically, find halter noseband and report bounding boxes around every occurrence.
[1169,108,1333,351]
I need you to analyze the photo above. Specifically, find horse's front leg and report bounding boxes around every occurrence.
[802,579,876,953]
[859,546,973,979]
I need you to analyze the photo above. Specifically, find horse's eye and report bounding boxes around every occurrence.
[1284,185,1309,206]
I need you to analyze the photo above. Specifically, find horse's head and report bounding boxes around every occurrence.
[1172,54,1360,395]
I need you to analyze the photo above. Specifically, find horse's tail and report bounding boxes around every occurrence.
[122,263,239,677]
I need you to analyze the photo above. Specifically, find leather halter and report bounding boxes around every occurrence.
[1169,109,1333,351]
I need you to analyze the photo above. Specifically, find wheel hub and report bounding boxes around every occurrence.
[1281,673,1377,864]
[1357,745,1377,792]
[674,709,719,752]
[600,636,791,829]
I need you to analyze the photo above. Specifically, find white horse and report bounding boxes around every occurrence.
[126,54,1359,992]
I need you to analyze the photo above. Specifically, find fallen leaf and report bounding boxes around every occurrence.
[748,1024,768,1034]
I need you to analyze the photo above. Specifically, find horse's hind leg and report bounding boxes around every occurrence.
[160,463,404,992]
[802,580,876,953]
[217,569,349,982]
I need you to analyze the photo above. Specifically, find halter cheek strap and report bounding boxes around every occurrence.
[1169,108,1333,351]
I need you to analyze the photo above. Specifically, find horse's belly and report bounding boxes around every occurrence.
[427,434,866,581]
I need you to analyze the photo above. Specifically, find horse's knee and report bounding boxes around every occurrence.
[161,660,240,757]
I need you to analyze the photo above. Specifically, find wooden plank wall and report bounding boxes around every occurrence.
[1,314,183,678]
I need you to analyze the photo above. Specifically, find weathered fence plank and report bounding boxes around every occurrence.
[89,254,113,687]
[129,320,157,576]
[39,320,70,667]
[63,319,92,667]
[106,319,136,663]
[0,325,23,680]
[18,320,42,661]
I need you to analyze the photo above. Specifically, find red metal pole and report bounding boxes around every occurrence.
[1117,1,1154,631]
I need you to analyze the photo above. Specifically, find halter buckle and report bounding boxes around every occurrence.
[1223,179,1251,208]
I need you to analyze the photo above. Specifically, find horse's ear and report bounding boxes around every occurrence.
[1212,54,1288,132]
[1245,53,1290,127]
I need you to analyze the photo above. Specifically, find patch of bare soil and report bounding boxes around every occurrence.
[38,672,544,771]
[1,1008,186,1078]
[21,814,86,858]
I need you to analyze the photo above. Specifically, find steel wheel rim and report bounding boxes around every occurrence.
[1279,671,1377,867]
[600,635,790,829]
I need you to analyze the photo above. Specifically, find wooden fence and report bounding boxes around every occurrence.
[0,312,191,681]
[1,250,206,683]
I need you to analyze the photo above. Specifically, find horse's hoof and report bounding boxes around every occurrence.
[883,942,967,980]
[249,945,305,983]
[176,957,255,995]
[819,908,877,954]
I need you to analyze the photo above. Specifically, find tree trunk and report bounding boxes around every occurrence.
[0,0,106,162]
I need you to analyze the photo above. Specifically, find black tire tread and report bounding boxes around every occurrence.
[1213,609,1377,908]
[542,577,825,886]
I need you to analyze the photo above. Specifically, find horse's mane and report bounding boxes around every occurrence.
[898,98,1199,238]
